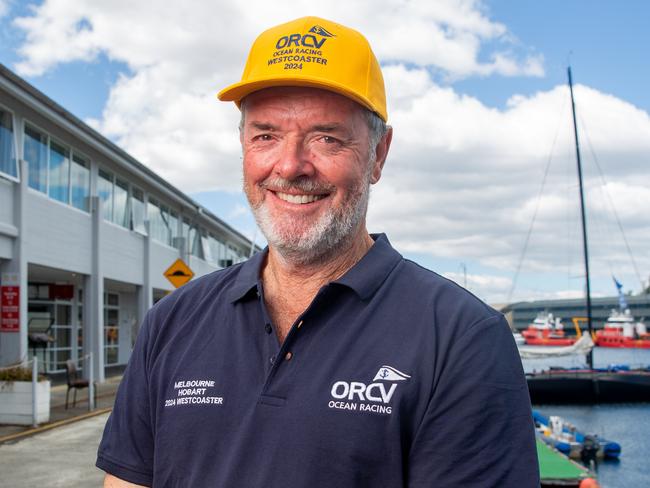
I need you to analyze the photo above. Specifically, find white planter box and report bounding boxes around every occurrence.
[0,380,51,425]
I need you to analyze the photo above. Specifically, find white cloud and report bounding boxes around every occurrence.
[443,271,511,301]
[12,0,542,78]
[0,0,10,19]
[8,0,650,302]
[369,65,650,294]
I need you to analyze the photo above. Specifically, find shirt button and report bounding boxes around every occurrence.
[265,323,272,334]
[285,352,293,361]
[269,356,275,364]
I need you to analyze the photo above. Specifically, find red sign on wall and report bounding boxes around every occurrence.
[1,285,20,332]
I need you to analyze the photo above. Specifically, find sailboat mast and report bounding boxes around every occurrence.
[567,66,594,369]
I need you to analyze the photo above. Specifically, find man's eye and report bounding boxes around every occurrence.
[320,136,341,144]
[253,134,273,142]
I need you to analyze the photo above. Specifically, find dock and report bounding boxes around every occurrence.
[537,438,596,487]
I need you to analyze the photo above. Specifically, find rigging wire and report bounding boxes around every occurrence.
[507,94,568,303]
[578,113,645,291]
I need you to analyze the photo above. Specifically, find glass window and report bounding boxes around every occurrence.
[209,235,225,266]
[228,244,240,264]
[182,218,190,247]
[48,140,71,203]
[219,242,235,267]
[0,108,17,178]
[237,249,248,263]
[200,231,211,262]
[191,230,202,258]
[131,188,146,234]
[104,294,119,366]
[70,153,90,211]
[169,211,179,247]
[148,199,171,245]
[98,169,114,221]
[24,125,48,193]
[114,178,129,228]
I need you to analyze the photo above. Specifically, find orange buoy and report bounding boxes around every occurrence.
[579,478,599,488]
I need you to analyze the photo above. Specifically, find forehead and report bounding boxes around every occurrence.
[242,87,366,125]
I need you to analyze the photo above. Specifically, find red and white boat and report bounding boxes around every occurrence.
[522,313,578,346]
[595,309,650,348]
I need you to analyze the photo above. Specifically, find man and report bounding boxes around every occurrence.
[97,17,539,487]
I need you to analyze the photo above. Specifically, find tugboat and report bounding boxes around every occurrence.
[594,279,650,348]
[522,313,577,346]
[595,309,650,348]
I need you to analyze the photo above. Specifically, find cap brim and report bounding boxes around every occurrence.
[217,75,386,122]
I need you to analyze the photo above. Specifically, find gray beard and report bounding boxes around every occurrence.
[249,178,371,266]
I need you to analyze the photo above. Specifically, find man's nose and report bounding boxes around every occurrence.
[274,138,315,180]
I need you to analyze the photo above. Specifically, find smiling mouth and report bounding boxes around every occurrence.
[275,192,328,204]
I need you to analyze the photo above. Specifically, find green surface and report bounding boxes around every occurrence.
[537,439,589,480]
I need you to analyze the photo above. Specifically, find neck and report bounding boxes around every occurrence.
[260,229,374,342]
[264,230,374,288]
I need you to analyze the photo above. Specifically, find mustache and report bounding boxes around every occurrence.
[259,177,336,194]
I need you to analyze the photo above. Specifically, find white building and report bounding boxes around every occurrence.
[0,63,257,382]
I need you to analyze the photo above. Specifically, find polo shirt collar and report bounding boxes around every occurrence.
[227,233,401,303]
[332,234,402,300]
[227,250,266,303]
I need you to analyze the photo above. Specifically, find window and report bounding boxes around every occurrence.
[70,154,90,211]
[114,178,129,227]
[24,125,48,192]
[218,242,238,268]
[0,108,17,179]
[104,292,120,366]
[200,231,212,262]
[208,234,226,266]
[98,170,136,229]
[190,227,203,259]
[48,140,70,204]
[24,124,90,212]
[98,169,114,221]
[183,219,203,258]
[169,211,179,247]
[148,198,174,246]
[131,188,146,234]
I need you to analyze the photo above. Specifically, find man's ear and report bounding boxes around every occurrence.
[370,126,393,184]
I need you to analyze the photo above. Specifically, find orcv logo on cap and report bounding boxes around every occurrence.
[217,16,388,122]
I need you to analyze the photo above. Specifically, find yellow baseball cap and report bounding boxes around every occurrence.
[218,16,387,122]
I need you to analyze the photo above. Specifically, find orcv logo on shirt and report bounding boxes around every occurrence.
[373,365,411,382]
[328,365,411,415]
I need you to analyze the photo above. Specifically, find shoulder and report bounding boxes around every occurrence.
[153,263,244,312]
[385,258,505,343]
[141,262,250,340]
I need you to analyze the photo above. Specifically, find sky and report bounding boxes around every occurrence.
[1,0,648,304]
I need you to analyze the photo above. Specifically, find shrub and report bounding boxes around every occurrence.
[0,365,45,382]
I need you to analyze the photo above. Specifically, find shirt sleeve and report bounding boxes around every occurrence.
[96,312,155,486]
[407,314,540,487]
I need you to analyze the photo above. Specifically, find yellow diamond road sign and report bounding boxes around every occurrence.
[164,259,194,288]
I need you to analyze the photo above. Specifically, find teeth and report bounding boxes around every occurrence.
[276,192,325,204]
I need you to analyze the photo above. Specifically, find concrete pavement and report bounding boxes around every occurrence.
[0,412,109,487]
[0,375,122,487]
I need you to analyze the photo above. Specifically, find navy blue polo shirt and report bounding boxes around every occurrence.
[97,234,539,487]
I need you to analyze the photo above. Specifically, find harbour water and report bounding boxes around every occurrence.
[522,347,650,487]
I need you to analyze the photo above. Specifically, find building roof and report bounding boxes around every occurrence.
[503,293,650,313]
